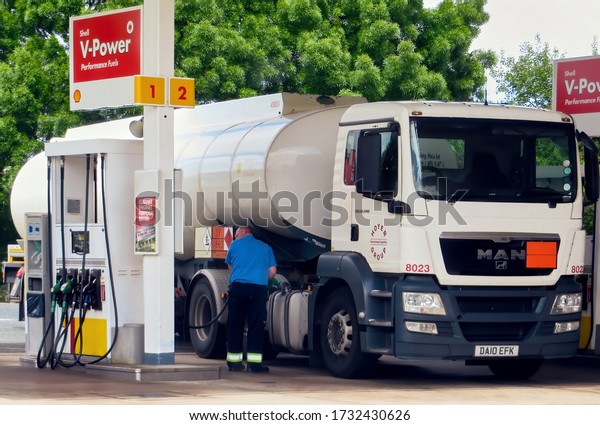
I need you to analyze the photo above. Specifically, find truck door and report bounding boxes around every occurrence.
[340,123,404,273]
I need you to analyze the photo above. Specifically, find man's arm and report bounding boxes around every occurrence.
[268,266,277,280]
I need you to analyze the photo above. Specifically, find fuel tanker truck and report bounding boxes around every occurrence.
[10,93,599,379]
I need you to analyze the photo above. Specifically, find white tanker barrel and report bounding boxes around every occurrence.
[10,152,48,239]
[175,106,352,261]
[10,94,366,261]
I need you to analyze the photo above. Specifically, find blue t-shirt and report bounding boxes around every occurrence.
[225,235,276,285]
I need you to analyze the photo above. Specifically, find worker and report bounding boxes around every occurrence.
[225,225,277,373]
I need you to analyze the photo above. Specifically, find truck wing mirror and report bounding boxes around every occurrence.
[355,133,381,197]
[578,130,599,203]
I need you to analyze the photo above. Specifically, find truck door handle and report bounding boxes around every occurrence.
[351,224,359,241]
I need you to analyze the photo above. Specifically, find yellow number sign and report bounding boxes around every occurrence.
[134,75,166,106]
[169,77,195,108]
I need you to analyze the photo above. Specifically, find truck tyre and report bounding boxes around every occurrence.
[488,359,543,380]
[188,278,226,359]
[319,287,376,378]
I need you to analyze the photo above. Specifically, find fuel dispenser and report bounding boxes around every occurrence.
[24,213,52,359]
[27,137,144,367]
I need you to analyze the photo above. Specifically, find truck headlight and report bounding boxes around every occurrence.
[403,292,446,315]
[405,321,438,335]
[550,293,582,315]
[554,321,580,334]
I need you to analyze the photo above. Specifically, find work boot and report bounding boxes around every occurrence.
[227,362,245,372]
[247,364,270,373]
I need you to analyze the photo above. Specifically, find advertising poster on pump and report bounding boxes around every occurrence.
[135,196,157,254]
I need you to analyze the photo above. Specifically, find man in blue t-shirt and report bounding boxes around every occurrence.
[225,226,277,373]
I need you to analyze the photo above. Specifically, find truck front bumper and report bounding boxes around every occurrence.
[392,275,581,361]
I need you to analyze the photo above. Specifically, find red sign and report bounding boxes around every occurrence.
[135,196,156,226]
[135,196,157,254]
[71,7,142,83]
[555,56,600,115]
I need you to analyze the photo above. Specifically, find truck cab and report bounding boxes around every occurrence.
[318,101,591,378]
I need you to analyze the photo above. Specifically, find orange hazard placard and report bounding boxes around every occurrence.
[525,241,557,269]
[211,226,233,259]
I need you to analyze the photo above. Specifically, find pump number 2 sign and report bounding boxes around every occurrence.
[169,77,195,107]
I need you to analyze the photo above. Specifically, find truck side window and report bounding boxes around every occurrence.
[380,132,398,196]
[353,129,399,199]
[344,131,359,185]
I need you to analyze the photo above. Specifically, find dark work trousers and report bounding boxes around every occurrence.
[226,282,268,363]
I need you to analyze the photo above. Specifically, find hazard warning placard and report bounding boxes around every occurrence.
[211,226,233,259]
[195,226,233,259]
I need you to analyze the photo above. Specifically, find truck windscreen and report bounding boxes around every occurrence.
[410,117,577,203]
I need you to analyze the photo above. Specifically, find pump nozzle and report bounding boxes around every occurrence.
[51,274,63,313]
[60,276,73,311]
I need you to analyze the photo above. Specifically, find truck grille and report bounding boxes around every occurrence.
[459,322,535,342]
[457,296,539,314]
[451,287,549,342]
[439,237,559,276]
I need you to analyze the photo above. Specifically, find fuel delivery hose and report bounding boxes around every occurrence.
[187,294,229,329]
[51,157,69,370]
[84,153,120,365]
[36,157,60,369]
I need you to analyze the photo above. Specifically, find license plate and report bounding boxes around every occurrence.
[474,345,519,357]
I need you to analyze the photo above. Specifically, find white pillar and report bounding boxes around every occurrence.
[141,0,175,365]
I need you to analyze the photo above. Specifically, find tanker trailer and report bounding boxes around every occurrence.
[11,93,598,379]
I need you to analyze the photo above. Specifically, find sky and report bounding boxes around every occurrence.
[423,0,600,58]
[423,0,600,100]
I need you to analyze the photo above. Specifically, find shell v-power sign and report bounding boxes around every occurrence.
[70,6,142,110]
[69,5,194,111]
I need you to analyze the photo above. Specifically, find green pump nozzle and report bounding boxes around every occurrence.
[51,274,63,313]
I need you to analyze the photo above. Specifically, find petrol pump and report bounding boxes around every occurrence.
[22,136,144,367]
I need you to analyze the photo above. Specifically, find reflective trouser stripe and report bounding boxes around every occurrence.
[227,352,243,362]
[247,352,263,363]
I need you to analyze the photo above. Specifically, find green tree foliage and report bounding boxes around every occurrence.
[175,0,494,102]
[0,0,493,257]
[491,34,562,109]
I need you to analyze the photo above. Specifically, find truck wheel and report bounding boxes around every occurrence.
[319,287,376,378]
[488,359,543,380]
[188,279,226,359]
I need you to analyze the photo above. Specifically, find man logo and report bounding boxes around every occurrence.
[477,249,526,261]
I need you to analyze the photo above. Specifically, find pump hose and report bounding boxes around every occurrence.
[187,295,229,329]
[36,158,56,369]
[71,154,91,366]
[84,153,120,365]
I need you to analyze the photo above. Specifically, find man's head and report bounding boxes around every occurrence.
[234,226,253,239]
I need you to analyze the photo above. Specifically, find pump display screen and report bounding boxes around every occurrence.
[410,117,577,204]
[71,231,90,255]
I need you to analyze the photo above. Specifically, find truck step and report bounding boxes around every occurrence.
[367,348,393,355]
[368,319,393,327]
[369,289,392,298]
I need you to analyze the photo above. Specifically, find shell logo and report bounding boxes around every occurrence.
[73,89,82,103]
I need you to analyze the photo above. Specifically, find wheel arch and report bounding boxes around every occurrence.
[309,251,376,350]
